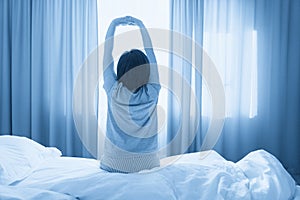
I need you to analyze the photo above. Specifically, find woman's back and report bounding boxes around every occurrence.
[100,17,161,173]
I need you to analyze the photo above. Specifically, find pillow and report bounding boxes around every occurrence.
[0,135,62,185]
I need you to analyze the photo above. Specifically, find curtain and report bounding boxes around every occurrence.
[167,0,204,156]
[202,0,257,160]
[169,0,300,177]
[0,0,98,157]
[255,0,300,177]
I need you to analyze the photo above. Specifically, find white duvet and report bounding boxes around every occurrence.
[1,150,299,200]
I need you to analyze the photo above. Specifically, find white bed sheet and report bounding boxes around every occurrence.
[294,186,300,200]
[8,150,297,200]
[0,185,76,200]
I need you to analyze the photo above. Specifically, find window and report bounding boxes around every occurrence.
[202,31,258,118]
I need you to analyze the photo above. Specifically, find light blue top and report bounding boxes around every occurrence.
[101,68,160,173]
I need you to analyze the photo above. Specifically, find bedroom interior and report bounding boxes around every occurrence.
[0,0,300,199]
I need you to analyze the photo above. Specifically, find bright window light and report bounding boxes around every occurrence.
[202,31,258,118]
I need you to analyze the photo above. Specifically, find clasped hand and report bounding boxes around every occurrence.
[112,16,144,28]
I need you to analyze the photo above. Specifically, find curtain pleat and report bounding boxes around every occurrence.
[0,0,98,157]
[168,0,204,156]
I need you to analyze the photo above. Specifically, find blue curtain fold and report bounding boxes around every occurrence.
[167,0,204,156]
[0,0,98,157]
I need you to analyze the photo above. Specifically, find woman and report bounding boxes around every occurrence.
[100,16,160,173]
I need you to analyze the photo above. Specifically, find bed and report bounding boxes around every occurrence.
[0,135,299,200]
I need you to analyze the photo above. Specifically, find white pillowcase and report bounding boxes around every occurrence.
[0,135,62,185]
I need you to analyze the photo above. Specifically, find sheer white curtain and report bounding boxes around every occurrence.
[167,0,204,156]
[203,0,257,118]
[169,0,300,177]
[201,0,257,159]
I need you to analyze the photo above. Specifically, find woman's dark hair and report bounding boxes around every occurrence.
[117,49,150,92]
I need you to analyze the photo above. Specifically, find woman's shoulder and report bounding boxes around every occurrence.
[145,83,161,93]
[137,83,160,101]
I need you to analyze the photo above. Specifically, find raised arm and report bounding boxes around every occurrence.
[103,17,127,91]
[126,16,160,84]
